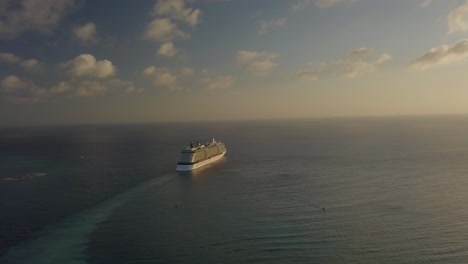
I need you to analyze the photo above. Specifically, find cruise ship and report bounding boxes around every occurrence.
[176,138,226,171]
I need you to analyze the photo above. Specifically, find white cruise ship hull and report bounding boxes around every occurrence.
[176,151,226,171]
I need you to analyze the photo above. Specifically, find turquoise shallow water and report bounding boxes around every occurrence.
[2,117,468,263]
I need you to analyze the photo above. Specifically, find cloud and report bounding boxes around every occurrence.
[291,0,312,12]
[258,18,287,35]
[336,55,391,78]
[0,0,76,39]
[21,59,39,68]
[201,75,234,90]
[448,1,468,33]
[74,80,108,97]
[236,50,279,75]
[124,86,145,94]
[48,79,141,97]
[143,66,181,90]
[143,66,196,91]
[143,18,189,42]
[154,0,201,27]
[107,79,143,94]
[144,0,200,57]
[246,60,278,76]
[1,75,140,103]
[420,0,432,8]
[237,51,265,63]
[74,22,98,45]
[158,42,178,57]
[1,75,31,92]
[181,67,194,76]
[61,54,117,78]
[0,52,40,69]
[49,81,72,94]
[0,75,46,103]
[297,70,319,81]
[337,48,392,78]
[347,47,374,60]
[297,48,392,80]
[411,39,468,70]
[49,79,141,97]
[376,53,392,64]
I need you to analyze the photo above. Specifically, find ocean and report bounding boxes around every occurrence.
[2,116,468,263]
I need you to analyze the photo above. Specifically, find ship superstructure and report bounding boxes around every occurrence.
[176,138,226,171]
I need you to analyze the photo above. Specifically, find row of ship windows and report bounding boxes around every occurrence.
[180,148,225,162]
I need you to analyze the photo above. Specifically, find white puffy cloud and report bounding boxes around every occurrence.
[21,59,39,68]
[49,81,72,94]
[237,51,262,63]
[258,18,287,35]
[143,18,189,42]
[53,55,130,97]
[297,48,392,80]
[335,49,391,78]
[1,75,30,92]
[144,66,180,90]
[0,53,20,64]
[158,42,178,57]
[154,0,201,27]
[0,52,40,69]
[48,79,140,97]
[74,22,98,45]
[347,47,374,60]
[144,0,200,57]
[448,1,468,33]
[74,81,108,97]
[0,75,46,102]
[61,54,117,78]
[0,0,76,39]
[412,39,468,70]
[1,74,140,103]
[201,75,234,90]
[143,66,196,91]
[376,53,392,65]
[336,58,383,78]
[246,60,278,75]
[236,50,279,75]
[107,79,143,94]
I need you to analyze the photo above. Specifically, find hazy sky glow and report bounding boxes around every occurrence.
[1,0,468,126]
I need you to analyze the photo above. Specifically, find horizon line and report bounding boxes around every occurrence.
[3,112,468,129]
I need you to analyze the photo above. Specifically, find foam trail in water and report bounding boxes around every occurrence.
[3,172,48,181]
[1,174,174,264]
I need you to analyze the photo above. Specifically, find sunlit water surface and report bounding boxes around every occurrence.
[2,117,468,263]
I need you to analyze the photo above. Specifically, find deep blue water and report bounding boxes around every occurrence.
[2,117,468,263]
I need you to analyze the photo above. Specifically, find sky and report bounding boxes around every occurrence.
[2,0,468,126]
